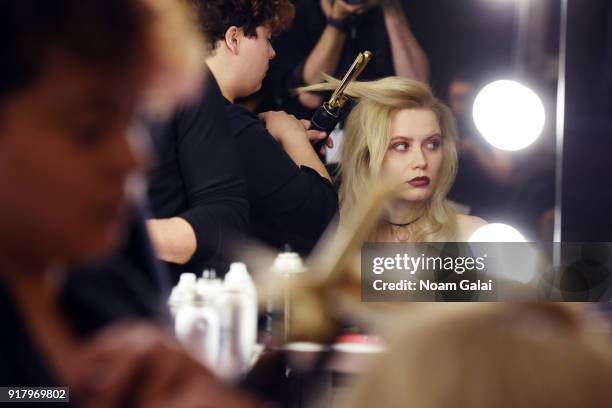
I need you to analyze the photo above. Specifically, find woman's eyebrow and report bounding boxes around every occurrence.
[390,135,413,141]
[391,131,441,140]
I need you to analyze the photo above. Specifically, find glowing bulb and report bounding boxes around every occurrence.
[472,80,545,151]
[469,223,526,242]
[468,223,536,284]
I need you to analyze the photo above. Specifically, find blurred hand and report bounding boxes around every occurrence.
[378,0,402,11]
[67,323,260,408]
[298,92,324,110]
[324,0,399,19]
[321,0,363,20]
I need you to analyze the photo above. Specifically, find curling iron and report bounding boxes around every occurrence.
[310,50,372,153]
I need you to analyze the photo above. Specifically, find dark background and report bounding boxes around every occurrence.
[402,0,610,241]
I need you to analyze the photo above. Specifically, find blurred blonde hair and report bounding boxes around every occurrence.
[298,76,459,241]
[345,303,612,408]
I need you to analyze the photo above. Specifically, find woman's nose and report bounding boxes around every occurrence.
[411,147,427,169]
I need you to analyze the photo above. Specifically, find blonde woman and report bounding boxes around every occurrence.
[344,303,612,408]
[300,76,486,242]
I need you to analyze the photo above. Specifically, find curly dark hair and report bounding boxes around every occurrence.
[190,0,294,50]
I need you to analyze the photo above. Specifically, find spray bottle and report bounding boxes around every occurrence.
[217,262,258,380]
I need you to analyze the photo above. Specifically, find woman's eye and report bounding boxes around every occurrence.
[393,143,409,152]
[426,139,441,150]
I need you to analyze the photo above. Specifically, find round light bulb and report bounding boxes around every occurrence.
[472,80,545,151]
[469,223,527,242]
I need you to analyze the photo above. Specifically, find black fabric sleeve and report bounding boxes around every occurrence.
[173,87,249,270]
[229,105,338,253]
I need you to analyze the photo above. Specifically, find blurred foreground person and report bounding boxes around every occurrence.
[345,303,612,408]
[300,77,486,242]
[0,1,257,406]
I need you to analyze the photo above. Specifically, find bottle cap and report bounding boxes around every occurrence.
[224,262,253,290]
[169,274,197,310]
[271,252,307,274]
[178,272,197,286]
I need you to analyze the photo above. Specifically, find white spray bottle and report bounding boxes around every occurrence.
[217,262,258,381]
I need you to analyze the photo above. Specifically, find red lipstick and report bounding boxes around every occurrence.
[408,176,430,187]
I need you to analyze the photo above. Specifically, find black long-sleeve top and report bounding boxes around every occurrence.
[225,101,338,255]
[148,73,249,280]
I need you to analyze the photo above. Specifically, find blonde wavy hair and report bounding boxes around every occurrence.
[298,76,459,241]
[344,303,612,408]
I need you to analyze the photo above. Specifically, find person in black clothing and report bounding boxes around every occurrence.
[0,1,259,406]
[2,207,171,387]
[63,206,171,336]
[147,69,249,281]
[194,0,339,255]
[259,0,429,120]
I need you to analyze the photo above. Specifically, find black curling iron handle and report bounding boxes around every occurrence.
[310,105,340,151]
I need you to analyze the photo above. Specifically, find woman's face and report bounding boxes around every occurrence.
[0,54,144,265]
[381,109,444,203]
[237,25,276,97]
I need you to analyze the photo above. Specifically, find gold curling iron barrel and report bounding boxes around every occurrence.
[311,51,372,152]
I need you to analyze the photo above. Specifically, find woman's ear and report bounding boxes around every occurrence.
[224,26,241,55]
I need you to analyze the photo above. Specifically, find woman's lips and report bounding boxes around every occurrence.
[408,176,430,187]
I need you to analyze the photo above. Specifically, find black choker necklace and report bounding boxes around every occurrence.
[383,215,422,227]
[383,216,422,242]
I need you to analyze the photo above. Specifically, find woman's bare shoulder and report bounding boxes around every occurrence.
[455,214,488,241]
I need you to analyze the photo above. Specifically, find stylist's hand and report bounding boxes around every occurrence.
[326,0,364,19]
[325,0,397,17]
[67,323,261,408]
[259,111,333,155]
[257,111,325,144]
[300,119,334,154]
[259,111,306,144]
